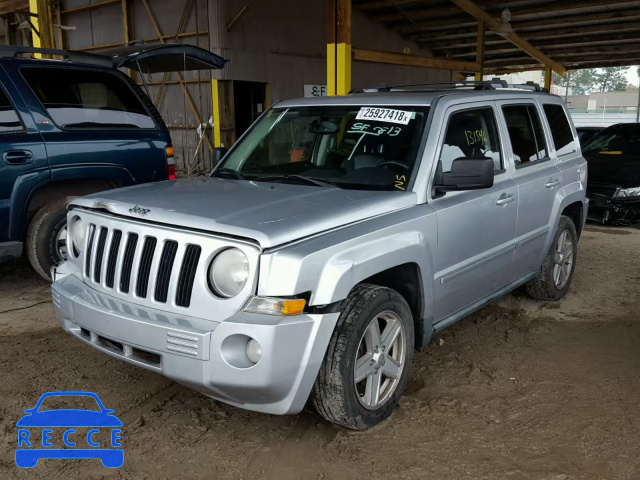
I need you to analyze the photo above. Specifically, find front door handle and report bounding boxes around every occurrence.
[3,150,33,165]
[496,193,515,206]
[545,178,560,188]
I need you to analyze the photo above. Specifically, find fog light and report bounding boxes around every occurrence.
[246,339,262,364]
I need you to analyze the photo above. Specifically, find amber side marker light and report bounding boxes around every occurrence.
[599,151,622,155]
[243,297,307,316]
[166,146,176,180]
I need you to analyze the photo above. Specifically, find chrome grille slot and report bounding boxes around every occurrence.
[136,237,157,298]
[84,224,96,278]
[93,227,108,283]
[105,230,122,288]
[154,240,178,303]
[119,233,138,294]
[176,245,201,308]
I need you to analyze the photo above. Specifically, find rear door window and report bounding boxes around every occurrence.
[543,104,576,156]
[502,104,548,167]
[21,67,155,130]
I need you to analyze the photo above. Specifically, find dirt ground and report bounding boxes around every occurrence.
[0,225,639,480]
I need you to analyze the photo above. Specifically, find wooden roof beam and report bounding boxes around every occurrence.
[352,48,481,73]
[448,0,566,76]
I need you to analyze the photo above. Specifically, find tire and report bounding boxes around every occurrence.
[525,215,578,301]
[26,199,69,281]
[312,284,415,430]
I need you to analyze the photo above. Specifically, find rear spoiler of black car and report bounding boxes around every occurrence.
[0,44,227,73]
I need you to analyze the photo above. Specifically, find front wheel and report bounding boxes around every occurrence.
[312,284,414,430]
[525,215,578,301]
[26,200,69,281]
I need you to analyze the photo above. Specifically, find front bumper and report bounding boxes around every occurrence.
[52,268,339,415]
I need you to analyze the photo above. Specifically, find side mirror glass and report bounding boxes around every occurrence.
[435,157,494,192]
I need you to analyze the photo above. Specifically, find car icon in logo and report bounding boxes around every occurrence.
[15,391,123,468]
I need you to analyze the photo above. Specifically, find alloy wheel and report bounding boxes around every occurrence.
[354,311,406,410]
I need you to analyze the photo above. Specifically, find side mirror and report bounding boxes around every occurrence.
[435,157,494,192]
[213,147,228,165]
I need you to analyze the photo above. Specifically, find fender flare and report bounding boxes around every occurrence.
[12,165,135,239]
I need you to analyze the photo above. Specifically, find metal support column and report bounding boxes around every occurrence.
[474,20,484,82]
[327,0,351,96]
[544,66,552,91]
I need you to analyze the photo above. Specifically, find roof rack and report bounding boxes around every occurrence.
[0,45,112,69]
[351,78,549,94]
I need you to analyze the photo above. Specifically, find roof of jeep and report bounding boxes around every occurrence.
[276,89,561,108]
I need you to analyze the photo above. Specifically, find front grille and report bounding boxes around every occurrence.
[83,224,200,309]
[93,227,108,283]
[176,245,201,308]
[154,240,178,303]
[120,234,138,294]
[136,237,157,298]
[105,230,122,288]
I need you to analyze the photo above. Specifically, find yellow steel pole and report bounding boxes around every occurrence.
[327,0,351,96]
[211,79,221,148]
[29,0,41,52]
[544,66,552,91]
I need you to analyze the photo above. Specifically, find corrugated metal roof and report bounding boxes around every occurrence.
[355,0,640,73]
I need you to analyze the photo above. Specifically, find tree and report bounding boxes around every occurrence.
[552,69,597,95]
[594,67,628,92]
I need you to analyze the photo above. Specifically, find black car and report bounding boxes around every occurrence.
[576,126,604,148]
[583,123,640,225]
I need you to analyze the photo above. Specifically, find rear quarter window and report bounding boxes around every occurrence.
[21,67,156,130]
[543,104,576,156]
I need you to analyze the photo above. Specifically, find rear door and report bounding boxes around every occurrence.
[12,64,170,185]
[0,66,48,243]
[497,99,562,280]
[431,102,518,323]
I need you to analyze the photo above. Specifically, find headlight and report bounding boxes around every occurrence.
[207,248,249,298]
[68,216,84,255]
[613,187,640,199]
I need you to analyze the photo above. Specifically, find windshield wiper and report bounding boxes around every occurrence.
[251,175,335,188]
[212,168,247,180]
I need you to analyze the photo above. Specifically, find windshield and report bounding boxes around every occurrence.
[582,127,640,157]
[212,105,430,190]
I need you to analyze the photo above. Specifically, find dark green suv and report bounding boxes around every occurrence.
[0,44,225,279]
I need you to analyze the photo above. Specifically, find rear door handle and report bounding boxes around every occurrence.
[3,150,33,165]
[496,193,515,206]
[545,178,560,188]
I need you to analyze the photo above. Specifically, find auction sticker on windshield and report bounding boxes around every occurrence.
[356,107,414,125]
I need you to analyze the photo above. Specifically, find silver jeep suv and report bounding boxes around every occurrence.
[52,82,588,430]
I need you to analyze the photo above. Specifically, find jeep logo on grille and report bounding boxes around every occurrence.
[128,205,150,217]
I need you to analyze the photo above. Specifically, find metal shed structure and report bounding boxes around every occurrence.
[0,0,638,171]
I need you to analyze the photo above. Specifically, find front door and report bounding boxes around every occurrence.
[431,103,517,323]
[497,100,562,279]
[0,67,48,243]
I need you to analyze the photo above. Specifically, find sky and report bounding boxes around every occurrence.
[625,66,640,86]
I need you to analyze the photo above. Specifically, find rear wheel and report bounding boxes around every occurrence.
[26,200,69,281]
[525,215,578,301]
[312,284,414,430]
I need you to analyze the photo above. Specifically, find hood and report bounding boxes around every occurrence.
[585,155,640,189]
[74,178,417,248]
